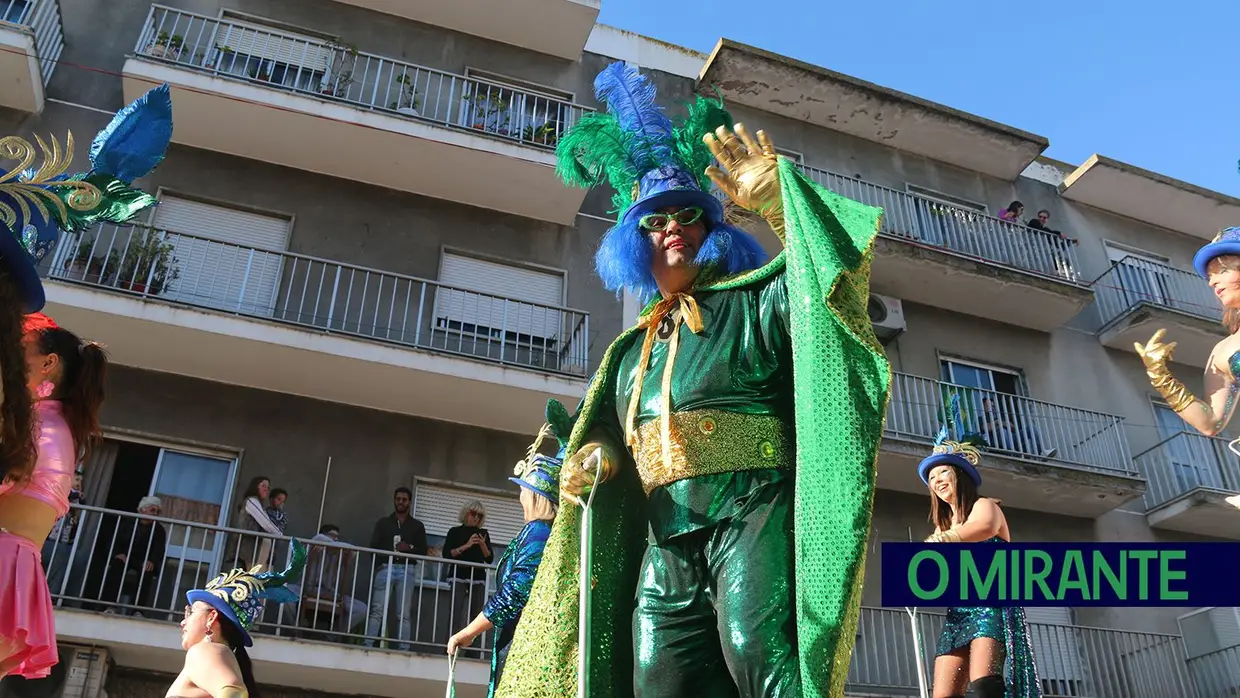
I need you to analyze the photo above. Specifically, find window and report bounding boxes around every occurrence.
[1151,400,1220,492]
[1,0,30,24]
[412,479,524,590]
[1025,607,1088,697]
[208,14,333,92]
[461,69,574,145]
[940,359,1054,458]
[906,184,987,214]
[1104,242,1171,310]
[150,194,292,317]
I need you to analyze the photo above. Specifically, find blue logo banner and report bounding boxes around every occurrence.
[880,542,1240,607]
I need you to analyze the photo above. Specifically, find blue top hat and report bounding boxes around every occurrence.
[1193,227,1240,278]
[917,440,983,488]
[511,420,566,504]
[186,539,306,647]
[618,164,726,231]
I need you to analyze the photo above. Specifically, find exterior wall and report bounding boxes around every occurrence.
[100,365,528,545]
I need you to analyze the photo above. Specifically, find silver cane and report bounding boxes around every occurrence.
[905,527,930,698]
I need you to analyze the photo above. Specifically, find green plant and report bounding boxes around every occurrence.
[64,238,121,284]
[118,230,180,295]
[390,73,420,111]
[465,91,512,133]
[522,122,559,146]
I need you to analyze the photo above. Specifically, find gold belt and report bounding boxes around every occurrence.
[631,409,793,494]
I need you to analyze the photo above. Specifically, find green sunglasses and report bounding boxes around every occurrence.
[638,206,705,232]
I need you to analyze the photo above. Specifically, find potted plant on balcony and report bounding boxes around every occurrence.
[320,41,358,98]
[117,230,180,295]
[522,122,559,147]
[389,73,421,116]
[464,91,511,135]
[206,44,236,70]
[62,238,121,285]
[148,32,184,60]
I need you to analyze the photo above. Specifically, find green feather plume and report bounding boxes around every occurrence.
[673,89,734,192]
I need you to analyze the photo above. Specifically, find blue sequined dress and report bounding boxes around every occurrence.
[482,519,551,698]
[935,536,1043,697]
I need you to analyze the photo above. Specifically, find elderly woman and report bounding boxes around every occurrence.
[443,500,493,658]
[94,495,168,616]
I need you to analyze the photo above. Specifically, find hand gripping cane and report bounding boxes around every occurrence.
[445,652,456,698]
[576,452,604,698]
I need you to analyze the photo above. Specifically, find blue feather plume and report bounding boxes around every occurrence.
[934,394,965,446]
[592,63,674,178]
[90,83,174,184]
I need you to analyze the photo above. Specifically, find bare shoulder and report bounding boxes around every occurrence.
[973,497,1003,514]
[185,641,236,670]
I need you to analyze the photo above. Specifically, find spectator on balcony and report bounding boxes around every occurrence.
[998,201,1024,223]
[980,396,1056,459]
[286,524,367,635]
[443,500,494,659]
[224,475,282,572]
[364,486,428,651]
[90,496,168,616]
[265,487,289,535]
[41,469,84,598]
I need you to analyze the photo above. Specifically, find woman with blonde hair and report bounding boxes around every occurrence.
[443,499,493,658]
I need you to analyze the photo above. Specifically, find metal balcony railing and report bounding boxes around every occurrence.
[46,507,1199,695]
[47,224,592,377]
[886,372,1135,475]
[851,607,1197,698]
[132,4,592,149]
[801,165,1082,283]
[1094,256,1223,330]
[2,0,64,85]
[1186,644,1240,698]
[1132,432,1240,509]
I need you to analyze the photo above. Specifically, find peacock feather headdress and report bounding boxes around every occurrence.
[0,83,173,312]
[919,393,987,486]
[556,62,766,300]
[510,399,576,504]
[187,538,308,647]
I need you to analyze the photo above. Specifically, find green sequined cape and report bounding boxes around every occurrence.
[496,159,892,698]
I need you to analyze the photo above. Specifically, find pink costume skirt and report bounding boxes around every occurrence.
[0,532,57,678]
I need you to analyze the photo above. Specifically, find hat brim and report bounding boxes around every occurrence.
[510,476,559,504]
[1194,241,1240,278]
[186,589,254,647]
[917,453,982,488]
[620,189,725,228]
[0,230,46,313]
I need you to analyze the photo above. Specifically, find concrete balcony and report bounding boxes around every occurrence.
[0,0,63,113]
[1134,432,1240,538]
[879,372,1145,517]
[327,0,599,60]
[1094,256,1226,369]
[121,5,592,225]
[803,166,1095,332]
[698,39,1049,181]
[42,223,590,435]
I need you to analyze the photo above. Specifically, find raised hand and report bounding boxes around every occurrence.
[703,124,782,218]
[1135,329,1177,371]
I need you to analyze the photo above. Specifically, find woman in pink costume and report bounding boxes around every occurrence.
[0,83,172,679]
[0,312,109,678]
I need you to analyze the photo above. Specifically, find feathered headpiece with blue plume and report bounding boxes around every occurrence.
[557,63,766,300]
[0,83,173,312]
[187,538,308,647]
[918,393,987,486]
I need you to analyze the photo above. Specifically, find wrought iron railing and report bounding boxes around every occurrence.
[802,165,1082,283]
[1094,256,1223,330]
[886,372,1135,474]
[132,4,592,149]
[1186,644,1240,698]
[2,0,64,85]
[1132,432,1240,509]
[48,224,592,377]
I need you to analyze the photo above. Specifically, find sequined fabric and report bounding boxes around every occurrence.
[496,160,889,698]
[935,537,1043,697]
[485,519,552,698]
[632,410,792,494]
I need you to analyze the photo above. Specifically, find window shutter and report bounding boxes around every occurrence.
[1025,607,1087,689]
[435,252,565,342]
[215,23,333,72]
[412,482,524,546]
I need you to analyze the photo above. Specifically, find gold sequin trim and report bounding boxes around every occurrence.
[631,409,792,494]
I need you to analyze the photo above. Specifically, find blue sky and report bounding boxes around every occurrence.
[597,0,1240,196]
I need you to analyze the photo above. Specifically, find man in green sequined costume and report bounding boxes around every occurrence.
[496,63,891,698]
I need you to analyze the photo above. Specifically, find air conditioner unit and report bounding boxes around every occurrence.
[868,293,906,344]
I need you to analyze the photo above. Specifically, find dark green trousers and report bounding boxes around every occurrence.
[633,478,800,698]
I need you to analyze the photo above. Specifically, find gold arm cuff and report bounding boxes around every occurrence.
[218,686,249,698]
[631,409,792,494]
[1148,370,1198,413]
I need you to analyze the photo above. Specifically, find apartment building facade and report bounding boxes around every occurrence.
[1,1,1238,697]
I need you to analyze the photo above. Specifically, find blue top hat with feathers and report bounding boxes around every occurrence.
[510,400,576,504]
[556,63,767,300]
[918,394,987,487]
[0,84,173,312]
[186,539,307,647]
[1193,226,1240,278]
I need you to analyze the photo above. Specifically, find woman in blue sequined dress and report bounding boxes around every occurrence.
[1137,227,1240,458]
[919,436,1042,698]
[447,422,563,698]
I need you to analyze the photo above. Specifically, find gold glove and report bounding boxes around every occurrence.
[703,124,785,240]
[1135,329,1198,412]
[926,529,961,544]
[218,685,249,698]
[560,441,617,507]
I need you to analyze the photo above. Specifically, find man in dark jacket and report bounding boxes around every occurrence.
[363,486,428,650]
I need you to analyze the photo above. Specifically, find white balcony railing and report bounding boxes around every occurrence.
[887,372,1135,475]
[48,506,1198,696]
[46,224,592,378]
[1094,256,1223,330]
[2,0,64,85]
[802,165,1082,283]
[132,4,592,150]
[1133,432,1240,509]
[1186,644,1240,698]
